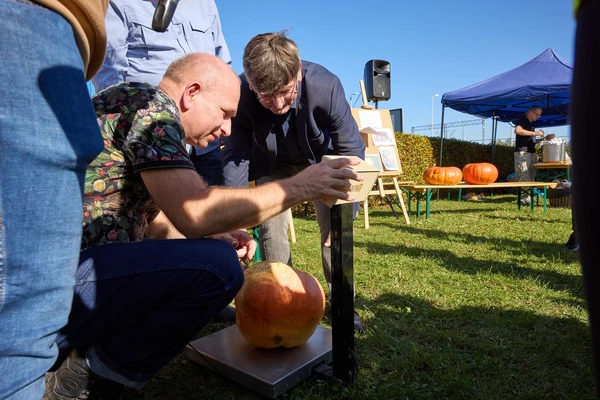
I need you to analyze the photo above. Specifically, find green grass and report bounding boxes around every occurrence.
[129,195,592,400]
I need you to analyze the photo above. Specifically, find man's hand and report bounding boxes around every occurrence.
[292,157,364,202]
[207,230,256,266]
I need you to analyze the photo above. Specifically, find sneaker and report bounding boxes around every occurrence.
[44,349,125,400]
[353,311,364,332]
[212,305,237,323]
[520,197,531,205]
[565,232,578,251]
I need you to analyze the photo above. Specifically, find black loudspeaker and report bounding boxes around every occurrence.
[364,60,391,101]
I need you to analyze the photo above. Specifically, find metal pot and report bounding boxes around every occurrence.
[542,141,566,162]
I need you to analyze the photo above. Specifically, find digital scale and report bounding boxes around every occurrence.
[185,204,357,398]
[185,325,332,399]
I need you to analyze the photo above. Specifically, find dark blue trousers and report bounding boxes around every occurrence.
[55,239,244,387]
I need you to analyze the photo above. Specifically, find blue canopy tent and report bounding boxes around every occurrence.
[439,48,572,164]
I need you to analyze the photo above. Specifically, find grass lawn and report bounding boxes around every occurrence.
[129,195,592,400]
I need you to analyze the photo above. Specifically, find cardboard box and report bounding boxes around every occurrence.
[320,155,380,207]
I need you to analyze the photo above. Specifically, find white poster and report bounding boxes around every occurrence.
[379,146,399,171]
[358,110,383,128]
[364,154,383,172]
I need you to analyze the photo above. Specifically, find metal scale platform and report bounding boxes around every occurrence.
[185,204,356,398]
[185,325,332,399]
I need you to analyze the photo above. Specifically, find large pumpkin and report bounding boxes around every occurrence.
[423,166,462,185]
[462,163,498,184]
[235,261,326,349]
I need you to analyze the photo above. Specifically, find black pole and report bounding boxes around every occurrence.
[492,117,498,163]
[439,104,446,167]
[330,203,357,385]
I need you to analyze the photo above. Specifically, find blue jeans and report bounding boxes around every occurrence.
[55,239,244,388]
[191,146,223,186]
[0,2,104,399]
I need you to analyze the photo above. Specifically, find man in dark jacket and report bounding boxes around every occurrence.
[222,32,366,330]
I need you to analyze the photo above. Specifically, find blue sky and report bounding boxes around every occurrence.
[218,0,575,143]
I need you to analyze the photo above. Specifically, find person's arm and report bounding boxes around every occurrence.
[140,157,361,239]
[145,212,256,263]
[327,76,366,158]
[92,3,130,91]
[145,210,186,239]
[515,124,544,138]
[209,1,232,66]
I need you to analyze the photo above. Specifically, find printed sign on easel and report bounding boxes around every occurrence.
[351,81,410,227]
[351,108,403,176]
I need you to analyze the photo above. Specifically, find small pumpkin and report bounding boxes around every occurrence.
[235,261,326,349]
[462,163,498,184]
[423,166,463,185]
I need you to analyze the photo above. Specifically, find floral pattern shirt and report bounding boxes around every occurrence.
[81,82,194,249]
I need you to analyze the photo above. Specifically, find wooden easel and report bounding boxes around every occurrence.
[351,83,410,228]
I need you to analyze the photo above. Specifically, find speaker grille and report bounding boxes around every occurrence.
[364,60,391,101]
[373,76,390,100]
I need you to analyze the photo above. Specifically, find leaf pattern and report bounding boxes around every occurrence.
[81,82,194,249]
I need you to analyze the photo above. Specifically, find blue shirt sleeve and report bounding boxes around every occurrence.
[92,0,232,92]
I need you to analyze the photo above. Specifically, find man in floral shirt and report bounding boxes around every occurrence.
[81,82,193,249]
[44,53,363,399]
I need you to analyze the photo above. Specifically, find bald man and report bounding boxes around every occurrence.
[44,53,362,400]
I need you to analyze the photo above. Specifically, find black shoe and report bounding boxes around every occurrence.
[354,311,364,332]
[565,232,578,250]
[213,305,237,323]
[44,349,125,400]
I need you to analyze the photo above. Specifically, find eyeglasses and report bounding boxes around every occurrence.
[254,80,298,104]
[530,110,542,117]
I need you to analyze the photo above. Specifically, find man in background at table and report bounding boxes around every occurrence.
[93,0,231,186]
[222,31,366,330]
[514,106,545,204]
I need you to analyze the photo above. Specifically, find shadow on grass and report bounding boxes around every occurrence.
[348,292,593,399]
[483,213,566,223]
[138,292,594,400]
[353,223,583,303]
[371,196,563,220]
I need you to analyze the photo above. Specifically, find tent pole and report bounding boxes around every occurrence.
[439,105,446,167]
[490,112,496,164]
[492,117,498,163]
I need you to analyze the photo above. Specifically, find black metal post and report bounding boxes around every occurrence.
[439,104,446,167]
[330,203,357,385]
[491,115,498,163]
[437,105,446,201]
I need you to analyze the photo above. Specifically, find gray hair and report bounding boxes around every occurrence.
[242,31,300,95]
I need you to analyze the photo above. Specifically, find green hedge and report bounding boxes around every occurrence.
[395,132,515,184]
[293,133,518,216]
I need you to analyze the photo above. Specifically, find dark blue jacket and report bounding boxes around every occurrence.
[222,61,365,187]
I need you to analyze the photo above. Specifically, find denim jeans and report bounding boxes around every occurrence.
[0,2,104,399]
[190,146,224,186]
[54,239,244,388]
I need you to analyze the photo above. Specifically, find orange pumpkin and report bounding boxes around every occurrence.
[423,166,463,185]
[462,163,498,184]
[235,261,326,349]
